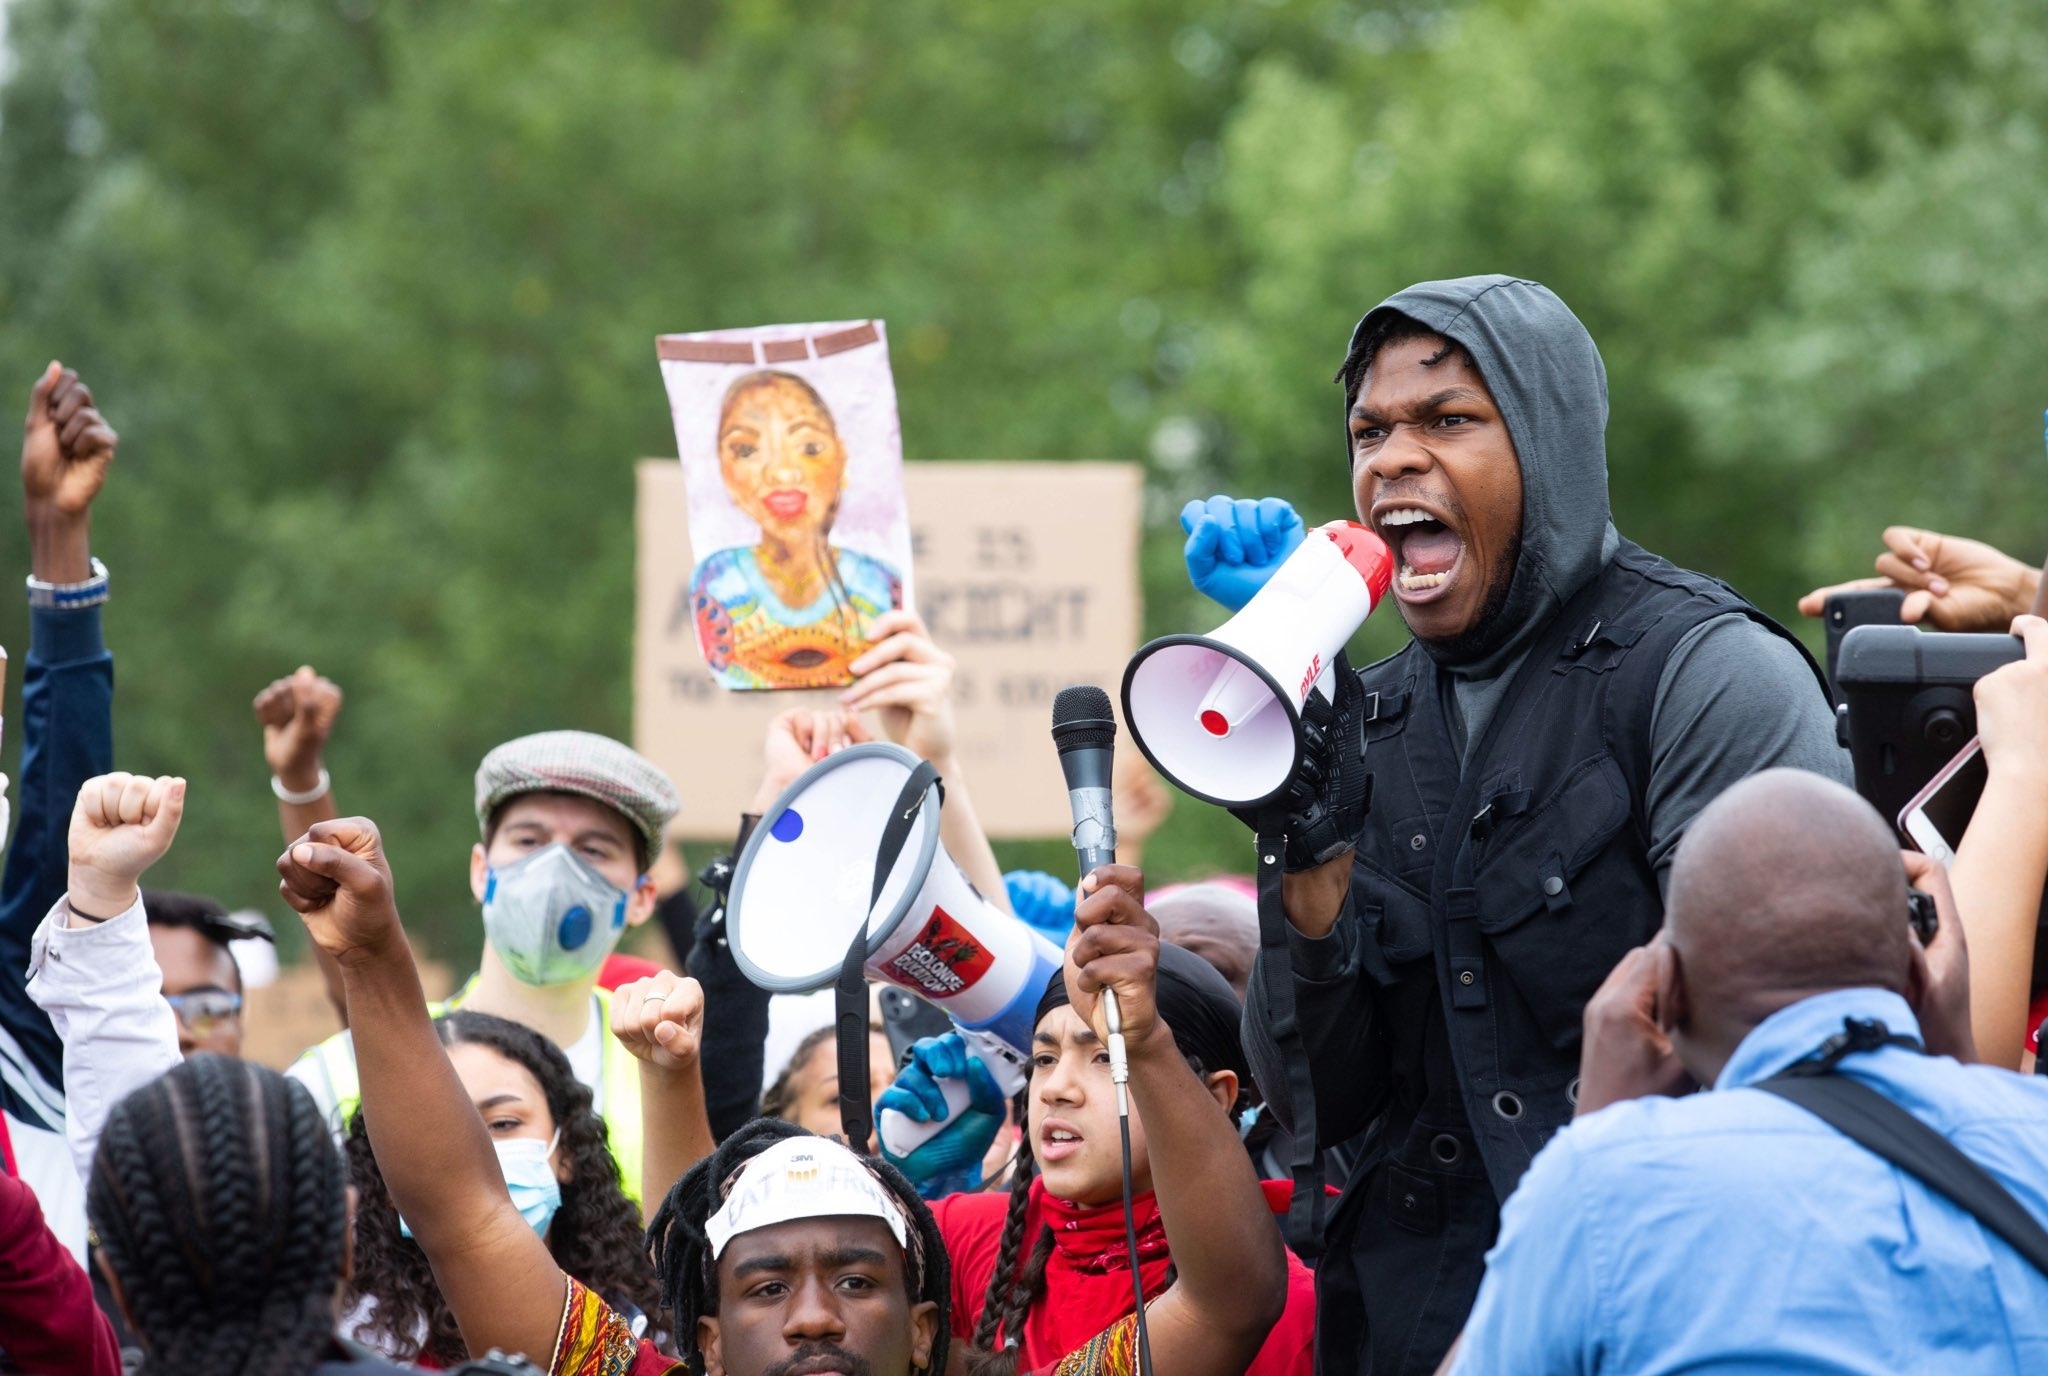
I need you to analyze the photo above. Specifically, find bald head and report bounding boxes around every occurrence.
[1667,769,1914,1036]
[1151,883,1259,1000]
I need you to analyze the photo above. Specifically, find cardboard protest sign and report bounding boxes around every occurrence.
[635,460,1142,838]
[656,320,913,691]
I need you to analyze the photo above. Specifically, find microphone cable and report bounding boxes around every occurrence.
[1102,986,1155,1376]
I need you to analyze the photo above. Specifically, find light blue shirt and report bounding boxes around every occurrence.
[1454,988,2048,1374]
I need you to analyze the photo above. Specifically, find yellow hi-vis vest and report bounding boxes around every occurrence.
[299,981,645,1203]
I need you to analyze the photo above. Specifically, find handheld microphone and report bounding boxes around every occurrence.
[1051,687,1128,1093]
[1050,687,1152,1376]
[1052,686,1118,874]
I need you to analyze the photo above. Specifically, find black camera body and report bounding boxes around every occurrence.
[1834,625,2022,831]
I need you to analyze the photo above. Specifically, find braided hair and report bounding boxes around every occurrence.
[88,1053,346,1376]
[648,1117,952,1375]
[342,1010,665,1366]
[964,1153,1055,1376]
[964,943,1242,1376]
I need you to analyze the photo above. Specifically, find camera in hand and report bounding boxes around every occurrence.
[1833,625,2021,831]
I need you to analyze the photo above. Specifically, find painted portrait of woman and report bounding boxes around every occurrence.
[690,370,904,689]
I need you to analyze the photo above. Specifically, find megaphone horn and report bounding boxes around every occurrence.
[1123,520,1394,808]
[725,742,1063,1095]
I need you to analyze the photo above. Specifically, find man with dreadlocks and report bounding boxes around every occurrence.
[279,811,949,1376]
[647,1119,948,1376]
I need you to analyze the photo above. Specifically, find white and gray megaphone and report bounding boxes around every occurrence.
[725,742,1063,1156]
[1123,520,1395,807]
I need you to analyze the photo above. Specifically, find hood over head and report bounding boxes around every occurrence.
[1341,275,1614,676]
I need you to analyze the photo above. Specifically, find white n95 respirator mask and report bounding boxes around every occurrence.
[481,843,632,986]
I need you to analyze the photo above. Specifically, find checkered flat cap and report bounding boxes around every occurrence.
[474,731,680,859]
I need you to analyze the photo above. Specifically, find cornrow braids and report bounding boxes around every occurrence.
[966,1154,1045,1374]
[88,1054,347,1376]
[648,1117,952,1376]
[342,1010,666,1365]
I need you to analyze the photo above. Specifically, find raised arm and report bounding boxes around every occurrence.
[609,969,715,1221]
[253,666,346,1023]
[843,608,1011,914]
[277,818,568,1365]
[0,364,118,1143]
[1949,616,2048,1068]
[25,773,186,1185]
[1067,865,1288,1374]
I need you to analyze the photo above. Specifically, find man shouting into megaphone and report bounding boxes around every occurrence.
[1184,276,1848,1376]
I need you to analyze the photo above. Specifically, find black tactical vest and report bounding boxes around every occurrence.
[1311,541,1829,1375]
[1347,539,1829,1198]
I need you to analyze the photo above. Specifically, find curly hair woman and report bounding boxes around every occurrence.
[341,1010,665,1365]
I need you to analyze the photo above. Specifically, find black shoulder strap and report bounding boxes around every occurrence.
[1252,812,1326,1261]
[837,760,942,1156]
[1758,1072,2048,1276]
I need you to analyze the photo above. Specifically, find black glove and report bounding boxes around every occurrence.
[1232,655,1371,870]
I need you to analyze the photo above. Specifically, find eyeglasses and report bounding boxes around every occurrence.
[164,990,243,1038]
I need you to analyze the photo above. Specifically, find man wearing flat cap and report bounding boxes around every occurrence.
[290,730,680,1200]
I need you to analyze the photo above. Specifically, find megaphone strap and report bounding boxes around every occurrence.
[837,760,945,1156]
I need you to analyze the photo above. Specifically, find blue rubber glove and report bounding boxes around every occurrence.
[877,1032,1006,1192]
[1004,869,1077,945]
[1181,495,1306,612]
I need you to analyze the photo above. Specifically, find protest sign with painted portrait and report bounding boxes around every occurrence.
[656,320,913,690]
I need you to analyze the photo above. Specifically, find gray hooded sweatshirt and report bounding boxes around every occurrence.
[1245,277,1850,1375]
[1351,275,1846,878]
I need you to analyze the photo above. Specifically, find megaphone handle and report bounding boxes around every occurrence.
[877,1076,975,1157]
[840,758,945,1157]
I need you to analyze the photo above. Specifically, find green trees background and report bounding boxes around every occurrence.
[1,0,2042,956]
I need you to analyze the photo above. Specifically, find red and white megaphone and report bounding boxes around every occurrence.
[1122,521,1395,808]
[725,742,1063,1155]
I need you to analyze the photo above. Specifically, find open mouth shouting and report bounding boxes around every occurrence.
[1040,1117,1086,1165]
[1372,498,1465,603]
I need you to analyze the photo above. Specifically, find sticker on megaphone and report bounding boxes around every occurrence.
[1123,521,1393,808]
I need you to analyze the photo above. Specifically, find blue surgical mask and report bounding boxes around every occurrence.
[402,1130,562,1240]
[482,842,632,986]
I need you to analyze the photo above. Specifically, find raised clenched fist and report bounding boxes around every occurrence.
[23,362,116,522]
[254,666,345,792]
[608,970,706,1072]
[277,817,402,967]
[68,773,187,918]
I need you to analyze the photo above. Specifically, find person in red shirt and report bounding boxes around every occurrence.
[911,866,1314,1376]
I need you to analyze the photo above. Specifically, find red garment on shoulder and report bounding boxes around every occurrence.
[931,1178,1316,1376]
[598,953,667,991]
[0,1171,121,1376]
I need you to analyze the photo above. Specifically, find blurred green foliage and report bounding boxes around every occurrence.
[0,0,2042,958]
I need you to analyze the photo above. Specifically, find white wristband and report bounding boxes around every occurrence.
[271,769,331,806]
